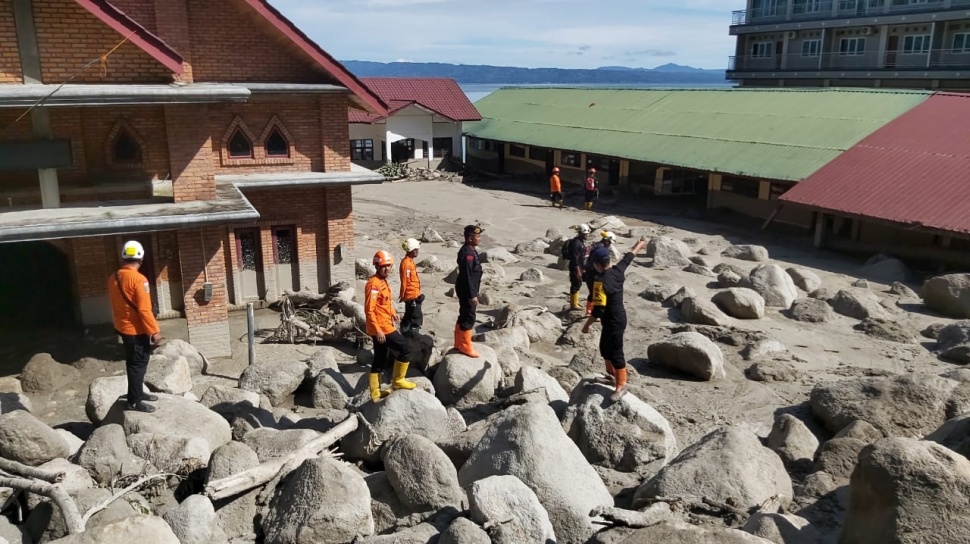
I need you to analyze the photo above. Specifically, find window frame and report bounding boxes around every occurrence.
[227,129,254,159]
[561,152,581,167]
[954,32,970,53]
[902,34,931,54]
[509,144,526,158]
[350,139,374,161]
[839,37,866,56]
[752,41,774,58]
[264,127,290,158]
[528,146,548,161]
[801,39,822,57]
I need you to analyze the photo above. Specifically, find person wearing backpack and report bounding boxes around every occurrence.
[566,224,591,310]
[584,167,599,211]
[108,241,162,413]
[584,230,616,317]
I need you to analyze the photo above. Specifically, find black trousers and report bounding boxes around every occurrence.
[585,274,596,302]
[401,299,424,336]
[457,294,477,331]
[585,189,598,203]
[121,334,152,404]
[551,191,563,204]
[599,325,626,369]
[372,330,410,373]
[569,268,583,295]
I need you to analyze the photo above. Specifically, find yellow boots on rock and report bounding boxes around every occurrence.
[369,361,416,402]
[453,323,480,358]
[570,292,582,310]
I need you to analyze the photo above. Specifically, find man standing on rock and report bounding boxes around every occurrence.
[549,166,563,209]
[584,230,617,317]
[582,237,648,401]
[454,225,483,358]
[365,250,416,401]
[584,167,599,211]
[567,224,591,311]
[108,241,162,413]
[399,238,424,338]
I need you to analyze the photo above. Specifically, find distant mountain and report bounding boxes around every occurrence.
[342,60,727,85]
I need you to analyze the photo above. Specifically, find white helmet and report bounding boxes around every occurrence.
[576,224,591,235]
[402,238,421,252]
[121,240,145,260]
[601,231,617,243]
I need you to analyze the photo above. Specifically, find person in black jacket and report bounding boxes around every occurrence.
[582,237,647,401]
[584,230,616,317]
[567,224,590,310]
[454,225,483,357]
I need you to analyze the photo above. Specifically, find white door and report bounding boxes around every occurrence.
[273,226,297,294]
[235,229,262,300]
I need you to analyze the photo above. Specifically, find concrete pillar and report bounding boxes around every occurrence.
[178,227,231,358]
[708,173,721,209]
[619,160,630,187]
[165,104,216,202]
[758,180,771,200]
[385,130,393,164]
[814,213,827,248]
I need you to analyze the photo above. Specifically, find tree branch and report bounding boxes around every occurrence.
[0,458,64,482]
[80,473,172,527]
[0,476,82,534]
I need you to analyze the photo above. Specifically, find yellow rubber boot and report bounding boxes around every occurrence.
[570,292,581,310]
[391,361,417,390]
[369,373,389,402]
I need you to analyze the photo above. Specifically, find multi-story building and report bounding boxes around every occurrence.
[0,0,387,357]
[727,0,970,89]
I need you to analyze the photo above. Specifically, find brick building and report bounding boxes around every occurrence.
[0,0,388,357]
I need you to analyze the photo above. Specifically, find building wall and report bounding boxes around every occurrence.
[349,123,386,163]
[0,0,22,83]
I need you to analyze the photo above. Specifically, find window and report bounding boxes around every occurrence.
[509,144,526,158]
[903,34,930,54]
[529,146,548,161]
[720,176,761,198]
[754,0,785,16]
[469,138,483,150]
[586,156,610,171]
[264,127,289,157]
[801,39,822,57]
[752,42,774,58]
[794,0,822,13]
[484,141,494,152]
[433,137,453,158]
[112,129,142,163]
[273,227,295,265]
[351,139,374,161]
[955,33,970,53]
[228,129,253,158]
[562,152,581,167]
[839,0,857,10]
[839,37,866,55]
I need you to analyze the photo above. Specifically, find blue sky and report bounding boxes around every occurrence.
[270,0,742,70]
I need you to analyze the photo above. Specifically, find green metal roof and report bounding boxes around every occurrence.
[464,87,930,181]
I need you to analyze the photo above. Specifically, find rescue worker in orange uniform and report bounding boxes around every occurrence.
[365,250,416,401]
[584,167,599,211]
[108,240,162,413]
[399,238,425,338]
[454,225,483,358]
[549,166,563,208]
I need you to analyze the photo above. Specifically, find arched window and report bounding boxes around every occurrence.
[113,128,142,163]
[105,118,147,169]
[228,129,253,158]
[265,127,289,157]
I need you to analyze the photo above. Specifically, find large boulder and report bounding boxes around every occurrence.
[468,475,556,544]
[0,410,69,466]
[128,432,211,470]
[382,434,463,511]
[199,385,260,419]
[144,356,193,395]
[718,269,746,289]
[788,298,833,323]
[206,441,260,539]
[514,239,550,255]
[458,403,613,543]
[936,321,970,364]
[722,244,769,262]
[312,369,352,410]
[432,345,500,409]
[634,426,793,510]
[75,424,132,484]
[238,359,308,406]
[647,237,692,268]
[613,521,776,543]
[152,339,206,376]
[242,428,319,462]
[305,346,339,378]
[261,457,374,544]
[766,414,819,469]
[810,374,958,437]
[86,376,149,424]
[681,297,732,326]
[562,381,678,475]
[439,517,490,544]
[923,274,970,318]
[20,353,78,393]
[341,389,450,464]
[786,267,822,293]
[479,247,518,265]
[747,264,798,308]
[742,513,819,544]
[858,255,912,284]
[475,326,530,352]
[356,258,376,279]
[828,289,890,320]
[927,414,970,459]
[103,393,231,456]
[47,515,180,544]
[815,437,867,481]
[513,366,569,416]
[712,288,766,320]
[839,437,970,544]
[162,495,229,544]
[647,332,725,381]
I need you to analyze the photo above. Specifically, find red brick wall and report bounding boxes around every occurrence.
[209,97,323,173]
[184,0,331,84]
[178,226,230,327]
[165,104,216,202]
[325,186,354,256]
[0,0,22,83]
[243,186,325,260]
[109,0,157,33]
[71,236,113,297]
[321,96,351,172]
[32,0,172,84]
[153,0,193,81]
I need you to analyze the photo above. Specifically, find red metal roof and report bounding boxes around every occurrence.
[780,93,970,235]
[349,78,481,124]
[74,0,185,75]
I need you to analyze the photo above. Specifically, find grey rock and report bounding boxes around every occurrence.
[102,393,231,456]
[261,457,374,544]
[741,339,787,361]
[356,258,376,279]
[519,267,544,282]
[55,429,83,456]
[20,353,78,394]
[0,410,69,466]
[545,227,563,240]
[128,432,211,471]
[475,326,530,352]
[433,344,500,409]
[242,428,319,462]
[648,332,725,381]
[662,286,696,309]
[689,255,717,268]
[853,318,919,344]
[683,263,715,277]
[748,264,799,308]
[682,296,732,326]
[745,360,800,383]
[858,255,912,284]
[634,426,793,510]
[458,403,612,544]
[86,376,149,425]
[927,414,970,459]
[834,420,884,444]
[0,391,31,414]
[767,414,819,468]
[718,269,746,289]
[46,515,180,544]
[828,289,890,320]
[312,369,351,410]
[647,237,692,268]
[206,441,260,539]
[341,389,450,464]
[417,255,451,274]
[305,346,339,379]
[152,339,206,376]
[742,513,819,544]
[713,288,766,320]
[891,281,920,299]
[514,239,550,255]
[469,475,557,544]
[815,437,867,481]
[439,517,490,544]
[238,359,308,406]
[383,434,463,511]
[513,366,570,416]
[852,278,870,289]
[640,282,679,303]
[722,244,769,262]
[936,321,970,363]
[365,471,413,535]
[421,227,445,243]
[615,520,776,543]
[76,424,131,484]
[786,267,822,293]
[479,247,518,265]
[788,298,833,323]
[162,495,229,544]
[199,385,261,419]
[144,356,193,395]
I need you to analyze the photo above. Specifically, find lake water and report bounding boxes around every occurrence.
[460,82,735,103]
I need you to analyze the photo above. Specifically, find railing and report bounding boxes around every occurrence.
[727,49,970,71]
[792,0,835,18]
[732,0,963,25]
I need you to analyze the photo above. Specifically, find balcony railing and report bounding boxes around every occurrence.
[732,0,962,26]
[728,49,970,72]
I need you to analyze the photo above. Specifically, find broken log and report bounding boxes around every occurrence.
[204,415,358,501]
[590,503,674,528]
[0,476,82,534]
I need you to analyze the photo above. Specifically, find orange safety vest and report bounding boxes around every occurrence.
[399,256,421,302]
[549,174,561,193]
[107,267,160,336]
[364,275,396,335]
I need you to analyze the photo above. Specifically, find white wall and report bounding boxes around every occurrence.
[387,105,433,160]
[349,123,385,161]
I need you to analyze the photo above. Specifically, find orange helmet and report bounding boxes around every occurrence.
[552,167,560,173]
[373,250,394,267]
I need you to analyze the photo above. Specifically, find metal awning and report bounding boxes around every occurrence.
[217,164,385,190]
[0,83,251,108]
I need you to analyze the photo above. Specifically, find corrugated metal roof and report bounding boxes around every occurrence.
[780,93,970,235]
[464,87,930,181]
[350,78,481,123]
